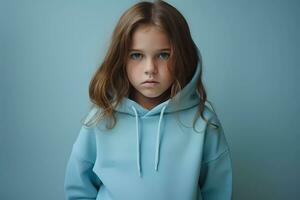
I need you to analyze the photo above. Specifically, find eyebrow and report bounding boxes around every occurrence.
[129,48,171,52]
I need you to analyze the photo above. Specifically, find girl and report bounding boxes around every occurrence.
[64,1,232,200]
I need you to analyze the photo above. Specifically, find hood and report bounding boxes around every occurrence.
[113,57,202,178]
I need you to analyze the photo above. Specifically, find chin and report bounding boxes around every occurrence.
[140,91,163,98]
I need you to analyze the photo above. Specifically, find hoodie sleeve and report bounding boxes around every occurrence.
[64,125,102,200]
[198,112,233,200]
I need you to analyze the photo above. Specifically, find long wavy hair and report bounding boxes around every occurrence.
[82,0,218,131]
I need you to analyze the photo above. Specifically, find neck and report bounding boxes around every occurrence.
[130,88,171,110]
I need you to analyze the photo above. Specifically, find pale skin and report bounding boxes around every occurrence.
[126,25,175,110]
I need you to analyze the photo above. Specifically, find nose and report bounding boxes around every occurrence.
[144,58,157,75]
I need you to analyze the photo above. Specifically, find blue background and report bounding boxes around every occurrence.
[1,0,299,199]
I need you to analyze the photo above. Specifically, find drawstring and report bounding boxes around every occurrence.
[154,105,167,171]
[131,105,167,178]
[131,106,142,177]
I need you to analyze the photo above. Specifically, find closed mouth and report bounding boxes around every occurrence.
[142,80,159,84]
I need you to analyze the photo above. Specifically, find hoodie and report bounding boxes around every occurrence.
[64,60,233,200]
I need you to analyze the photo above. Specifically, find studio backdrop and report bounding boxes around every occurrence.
[0,0,299,199]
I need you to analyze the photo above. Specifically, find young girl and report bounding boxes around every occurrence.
[64,1,232,200]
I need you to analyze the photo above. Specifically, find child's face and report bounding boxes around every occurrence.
[126,25,174,107]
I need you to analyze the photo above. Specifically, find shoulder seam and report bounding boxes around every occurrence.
[73,152,95,165]
[202,149,229,165]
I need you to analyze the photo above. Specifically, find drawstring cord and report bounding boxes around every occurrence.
[154,105,167,171]
[131,106,142,177]
[131,105,167,178]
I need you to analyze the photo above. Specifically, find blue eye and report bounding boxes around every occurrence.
[130,53,143,60]
[159,52,170,60]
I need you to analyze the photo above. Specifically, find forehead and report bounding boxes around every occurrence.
[130,25,171,51]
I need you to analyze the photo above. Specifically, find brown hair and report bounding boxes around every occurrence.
[83,0,218,131]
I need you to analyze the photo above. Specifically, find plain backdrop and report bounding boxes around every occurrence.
[1,0,299,199]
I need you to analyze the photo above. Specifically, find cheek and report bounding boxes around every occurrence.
[126,65,138,83]
[162,68,174,82]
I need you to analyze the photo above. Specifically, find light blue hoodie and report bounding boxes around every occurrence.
[64,60,233,200]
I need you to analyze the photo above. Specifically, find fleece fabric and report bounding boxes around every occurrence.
[64,58,233,200]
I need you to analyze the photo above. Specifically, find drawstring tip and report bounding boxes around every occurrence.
[155,163,158,171]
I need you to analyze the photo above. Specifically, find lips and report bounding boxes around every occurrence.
[142,80,159,84]
[141,80,159,87]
